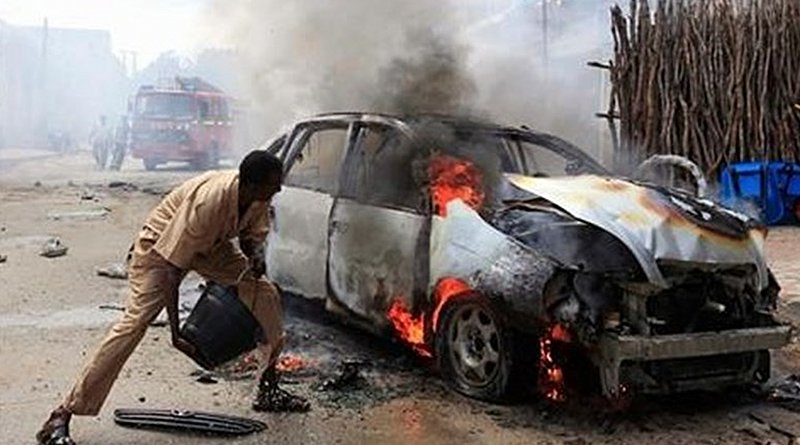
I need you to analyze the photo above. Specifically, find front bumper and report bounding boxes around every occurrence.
[131,142,201,162]
[596,325,792,397]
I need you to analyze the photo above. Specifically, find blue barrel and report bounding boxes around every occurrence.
[180,283,264,370]
[720,162,800,225]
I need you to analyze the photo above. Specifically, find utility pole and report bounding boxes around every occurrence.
[38,17,49,146]
[542,0,549,74]
[120,50,139,77]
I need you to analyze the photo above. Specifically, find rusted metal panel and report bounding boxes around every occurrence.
[596,325,791,396]
[327,199,424,322]
[430,200,556,316]
[601,326,791,362]
[507,174,769,289]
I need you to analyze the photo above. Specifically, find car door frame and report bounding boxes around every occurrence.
[265,118,357,299]
[325,117,430,327]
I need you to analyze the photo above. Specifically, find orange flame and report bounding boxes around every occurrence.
[539,324,572,402]
[387,299,432,357]
[276,354,310,373]
[431,277,472,332]
[387,278,472,357]
[429,155,485,216]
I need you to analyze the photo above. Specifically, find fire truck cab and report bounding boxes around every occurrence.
[130,77,233,171]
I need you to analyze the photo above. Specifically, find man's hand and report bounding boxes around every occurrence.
[172,335,196,358]
[250,254,266,278]
[242,239,266,278]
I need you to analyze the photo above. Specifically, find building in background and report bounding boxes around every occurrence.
[0,19,129,149]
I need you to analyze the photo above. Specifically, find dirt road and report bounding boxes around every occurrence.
[2,151,800,445]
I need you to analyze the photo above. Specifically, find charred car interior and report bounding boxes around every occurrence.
[262,112,791,403]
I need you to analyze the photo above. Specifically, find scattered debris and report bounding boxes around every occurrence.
[769,374,800,410]
[747,412,797,441]
[253,386,311,413]
[99,304,126,312]
[276,354,315,375]
[79,189,96,201]
[114,408,266,436]
[318,360,366,392]
[40,238,68,258]
[141,186,166,196]
[194,371,218,385]
[34,181,42,187]
[735,416,772,439]
[47,207,110,221]
[96,263,128,279]
[108,181,139,192]
[0,254,6,263]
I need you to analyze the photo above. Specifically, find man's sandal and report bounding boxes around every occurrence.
[35,418,76,445]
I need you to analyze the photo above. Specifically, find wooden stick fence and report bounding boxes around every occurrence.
[600,0,800,177]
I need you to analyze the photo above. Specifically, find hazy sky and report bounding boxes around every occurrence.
[0,0,212,66]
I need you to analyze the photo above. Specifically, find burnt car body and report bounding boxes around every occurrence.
[263,112,790,402]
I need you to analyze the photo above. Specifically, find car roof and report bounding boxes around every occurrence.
[306,111,514,131]
[291,112,608,174]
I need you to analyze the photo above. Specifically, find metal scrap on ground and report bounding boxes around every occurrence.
[318,360,367,392]
[47,207,110,221]
[113,408,266,436]
[769,374,800,413]
[40,238,68,258]
[96,263,128,279]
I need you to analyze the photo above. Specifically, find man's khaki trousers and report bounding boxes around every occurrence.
[63,229,283,416]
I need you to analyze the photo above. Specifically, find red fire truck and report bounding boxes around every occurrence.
[130,77,234,171]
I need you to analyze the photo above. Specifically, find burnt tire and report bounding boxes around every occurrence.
[435,294,515,403]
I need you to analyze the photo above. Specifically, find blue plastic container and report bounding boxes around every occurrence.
[720,161,800,225]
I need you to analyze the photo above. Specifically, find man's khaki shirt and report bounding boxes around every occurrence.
[142,170,268,270]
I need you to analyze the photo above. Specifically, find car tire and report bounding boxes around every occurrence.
[143,159,158,171]
[435,294,515,403]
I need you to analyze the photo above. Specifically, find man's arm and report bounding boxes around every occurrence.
[240,238,265,278]
[240,202,269,278]
[153,259,195,356]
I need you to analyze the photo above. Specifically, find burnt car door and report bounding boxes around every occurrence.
[266,121,354,299]
[326,120,427,325]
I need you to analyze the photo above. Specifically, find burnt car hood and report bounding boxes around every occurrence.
[504,174,769,290]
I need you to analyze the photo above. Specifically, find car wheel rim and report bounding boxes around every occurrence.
[447,303,501,387]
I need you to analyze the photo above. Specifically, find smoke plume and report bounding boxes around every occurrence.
[205,0,614,160]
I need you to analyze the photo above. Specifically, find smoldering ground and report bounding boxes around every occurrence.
[204,1,615,158]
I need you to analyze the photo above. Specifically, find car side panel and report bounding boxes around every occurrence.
[327,199,425,323]
[266,186,332,299]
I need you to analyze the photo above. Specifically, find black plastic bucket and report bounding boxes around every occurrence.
[180,282,264,370]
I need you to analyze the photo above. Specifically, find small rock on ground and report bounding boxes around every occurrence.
[40,238,68,258]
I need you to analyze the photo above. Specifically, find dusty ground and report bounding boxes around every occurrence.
[2,150,800,445]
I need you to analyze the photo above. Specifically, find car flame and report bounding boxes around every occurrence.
[539,324,572,402]
[429,154,485,217]
[387,299,432,357]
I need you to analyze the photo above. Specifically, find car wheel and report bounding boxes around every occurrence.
[143,159,158,171]
[435,294,514,402]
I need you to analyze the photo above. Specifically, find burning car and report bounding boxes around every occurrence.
[263,112,791,402]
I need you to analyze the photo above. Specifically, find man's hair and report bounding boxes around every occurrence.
[239,150,283,186]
